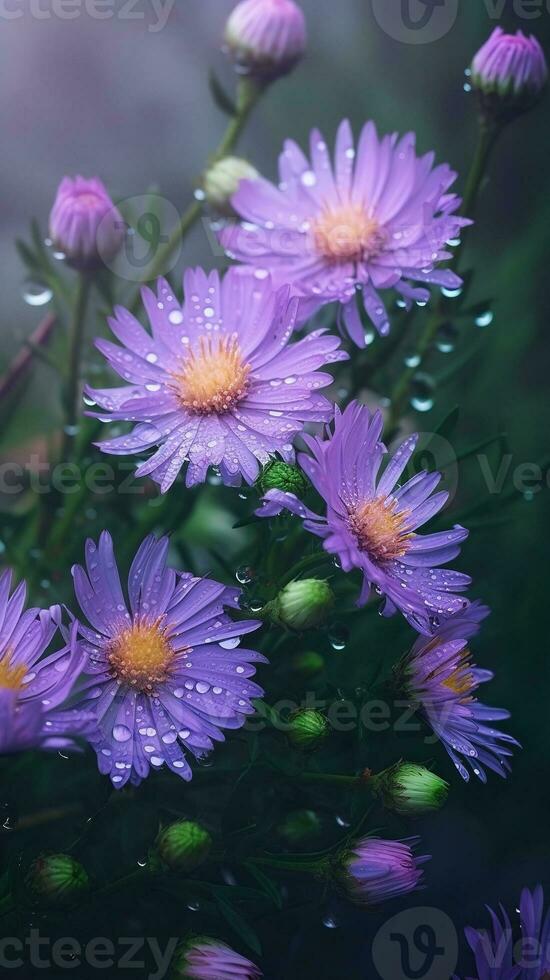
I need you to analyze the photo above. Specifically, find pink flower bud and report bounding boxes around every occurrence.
[224,0,306,81]
[49,176,125,270]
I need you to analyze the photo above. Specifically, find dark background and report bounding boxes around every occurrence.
[0,1,549,977]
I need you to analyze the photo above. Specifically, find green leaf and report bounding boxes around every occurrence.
[213,894,262,956]
[209,70,237,116]
[244,862,283,909]
[15,239,39,272]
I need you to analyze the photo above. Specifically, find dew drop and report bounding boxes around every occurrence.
[328,624,349,652]
[22,282,53,307]
[404,352,421,369]
[410,373,435,413]
[475,310,494,329]
[435,322,458,354]
[112,724,132,743]
[236,565,255,585]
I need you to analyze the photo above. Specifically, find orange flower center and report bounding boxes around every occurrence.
[312,204,386,264]
[349,496,412,562]
[0,653,27,692]
[170,335,250,415]
[108,620,175,692]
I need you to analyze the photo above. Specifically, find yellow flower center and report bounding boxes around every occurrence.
[170,335,250,415]
[349,496,412,562]
[0,653,27,692]
[108,621,175,693]
[442,651,474,699]
[312,204,386,264]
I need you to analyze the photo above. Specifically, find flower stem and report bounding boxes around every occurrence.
[128,77,262,315]
[251,855,326,875]
[300,772,360,787]
[279,551,334,587]
[387,120,500,431]
[61,272,92,461]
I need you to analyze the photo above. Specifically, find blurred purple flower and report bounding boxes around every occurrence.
[396,602,519,782]
[70,532,265,788]
[220,120,470,345]
[87,268,346,491]
[340,836,429,907]
[224,0,307,80]
[49,175,124,269]
[174,937,263,979]
[256,400,470,635]
[463,884,550,980]
[0,570,92,755]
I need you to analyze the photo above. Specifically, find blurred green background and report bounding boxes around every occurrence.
[0,1,549,976]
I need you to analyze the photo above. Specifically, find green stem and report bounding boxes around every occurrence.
[91,868,152,901]
[279,551,334,587]
[252,855,326,875]
[61,272,92,461]
[129,78,262,315]
[300,772,360,787]
[459,121,500,228]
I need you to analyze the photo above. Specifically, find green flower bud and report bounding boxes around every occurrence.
[373,763,449,815]
[268,579,334,631]
[278,809,322,847]
[156,820,212,873]
[203,156,259,216]
[287,709,328,750]
[26,854,89,908]
[290,650,325,678]
[257,460,309,498]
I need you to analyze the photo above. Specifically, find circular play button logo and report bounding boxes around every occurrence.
[371,0,459,44]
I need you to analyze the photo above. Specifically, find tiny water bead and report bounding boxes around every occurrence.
[441,284,463,300]
[404,352,421,369]
[1,802,18,832]
[410,373,435,413]
[22,282,53,307]
[236,565,255,585]
[328,623,349,652]
[435,322,459,355]
[475,310,494,328]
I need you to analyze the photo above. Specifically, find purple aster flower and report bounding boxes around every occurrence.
[464,885,550,980]
[220,120,470,345]
[0,570,92,755]
[173,937,263,979]
[224,0,307,81]
[69,532,265,788]
[338,836,429,907]
[256,400,470,635]
[86,268,346,492]
[396,602,519,782]
[471,28,547,121]
[49,176,125,269]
